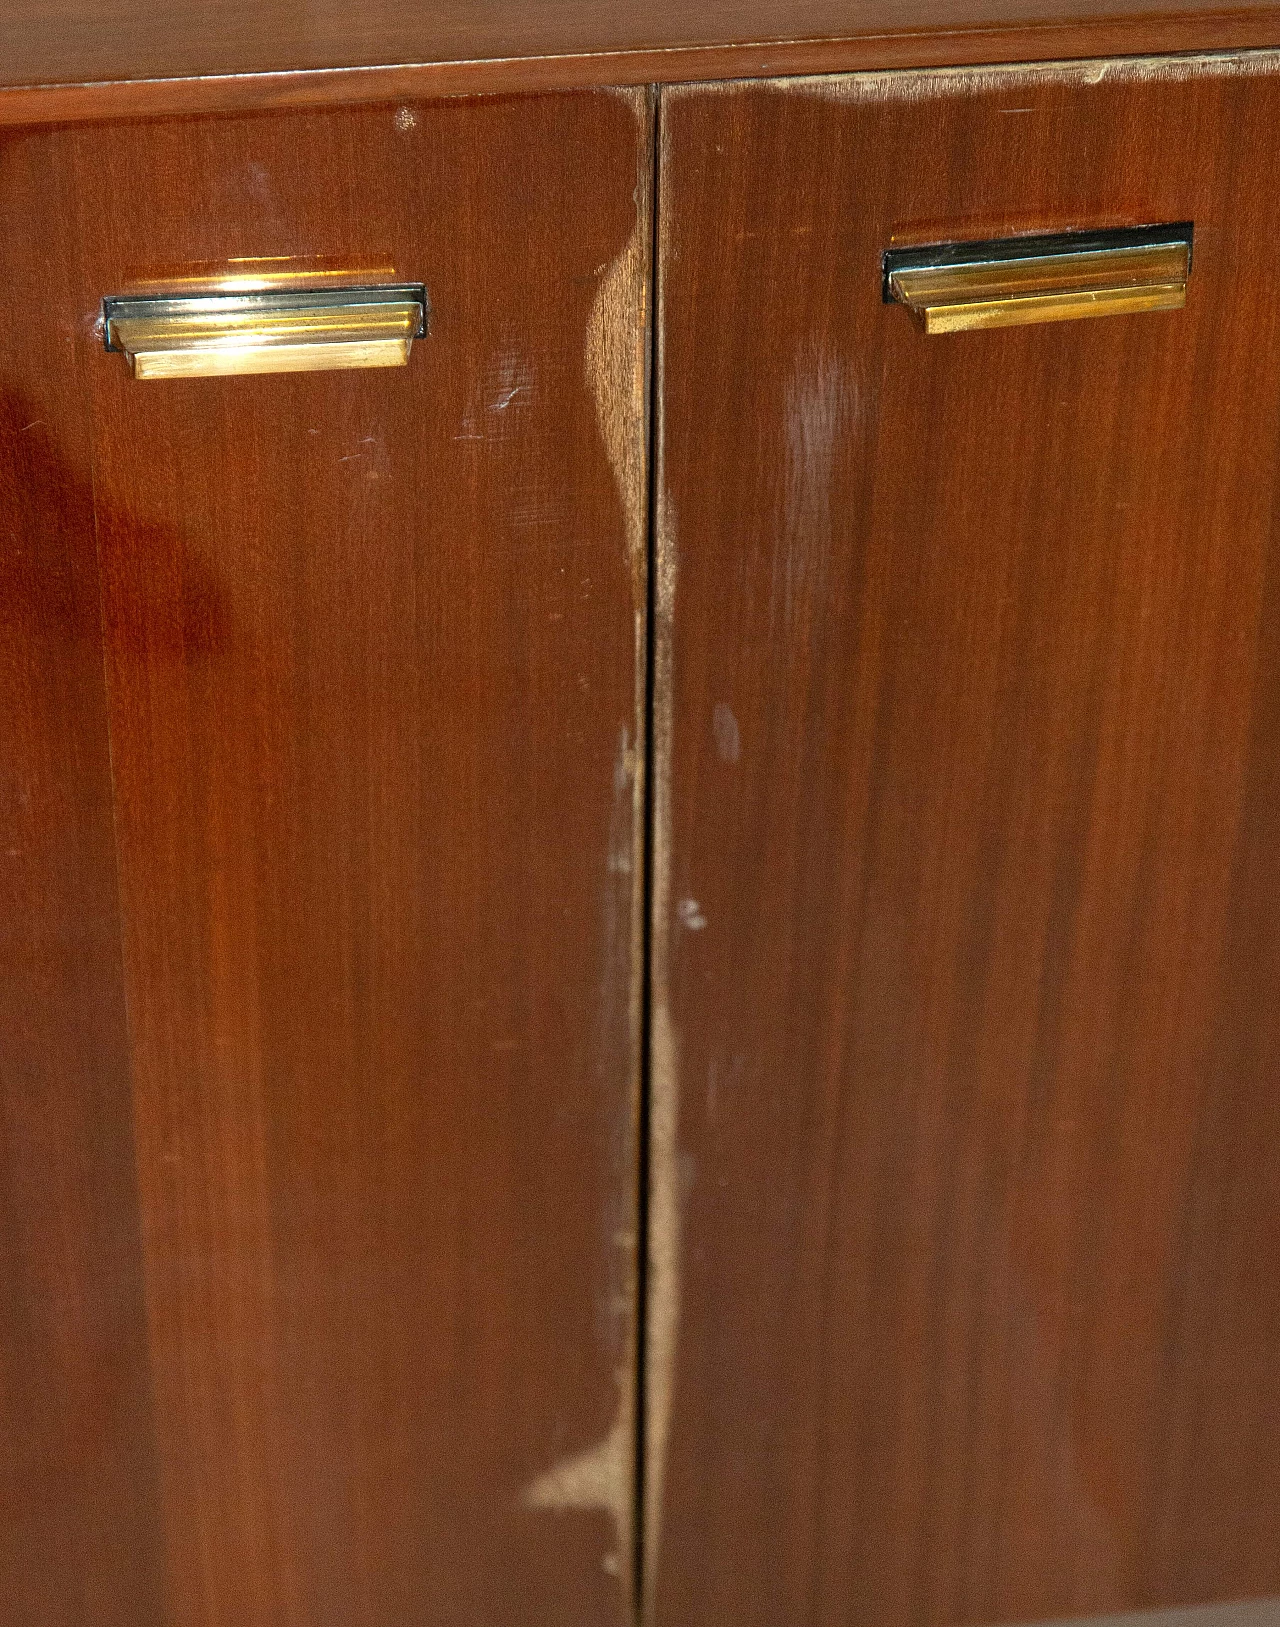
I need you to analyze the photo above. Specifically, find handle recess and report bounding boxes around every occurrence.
[883,225,1192,335]
[103,285,428,379]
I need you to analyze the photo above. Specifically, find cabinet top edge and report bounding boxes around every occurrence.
[1,5,1280,127]
[658,41,1280,100]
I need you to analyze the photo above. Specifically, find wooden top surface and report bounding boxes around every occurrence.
[3,1,1280,124]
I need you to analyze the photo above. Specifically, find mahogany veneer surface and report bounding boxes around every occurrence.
[653,53,1280,1627]
[0,87,649,1627]
[0,120,164,1627]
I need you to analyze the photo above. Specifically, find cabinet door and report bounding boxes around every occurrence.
[652,58,1280,1627]
[0,88,648,1627]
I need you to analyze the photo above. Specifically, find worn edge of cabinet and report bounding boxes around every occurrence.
[3,13,1280,127]
[643,78,678,1614]
[514,87,654,1605]
[660,38,1280,100]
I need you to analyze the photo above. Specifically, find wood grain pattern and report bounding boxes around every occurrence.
[0,124,166,1627]
[0,87,650,1627]
[3,6,1280,126]
[653,55,1280,1627]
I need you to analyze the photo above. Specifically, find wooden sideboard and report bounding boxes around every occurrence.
[2,7,1280,1627]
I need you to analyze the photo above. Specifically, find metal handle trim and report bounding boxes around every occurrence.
[103,284,429,379]
[883,225,1193,334]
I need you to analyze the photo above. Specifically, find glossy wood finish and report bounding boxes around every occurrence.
[4,7,1280,127]
[0,124,165,1627]
[653,56,1280,1627]
[2,87,650,1626]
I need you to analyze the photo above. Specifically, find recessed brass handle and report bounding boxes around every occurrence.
[883,225,1192,335]
[103,285,428,379]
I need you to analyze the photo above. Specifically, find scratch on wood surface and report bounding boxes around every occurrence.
[645,493,681,1617]
[526,105,653,1576]
[522,1371,633,1580]
[778,345,855,636]
[712,702,741,763]
[585,89,651,622]
[523,718,643,1588]
[569,90,654,1606]
[585,117,652,1422]
[676,898,706,931]
[640,106,682,1618]
[672,48,1280,105]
